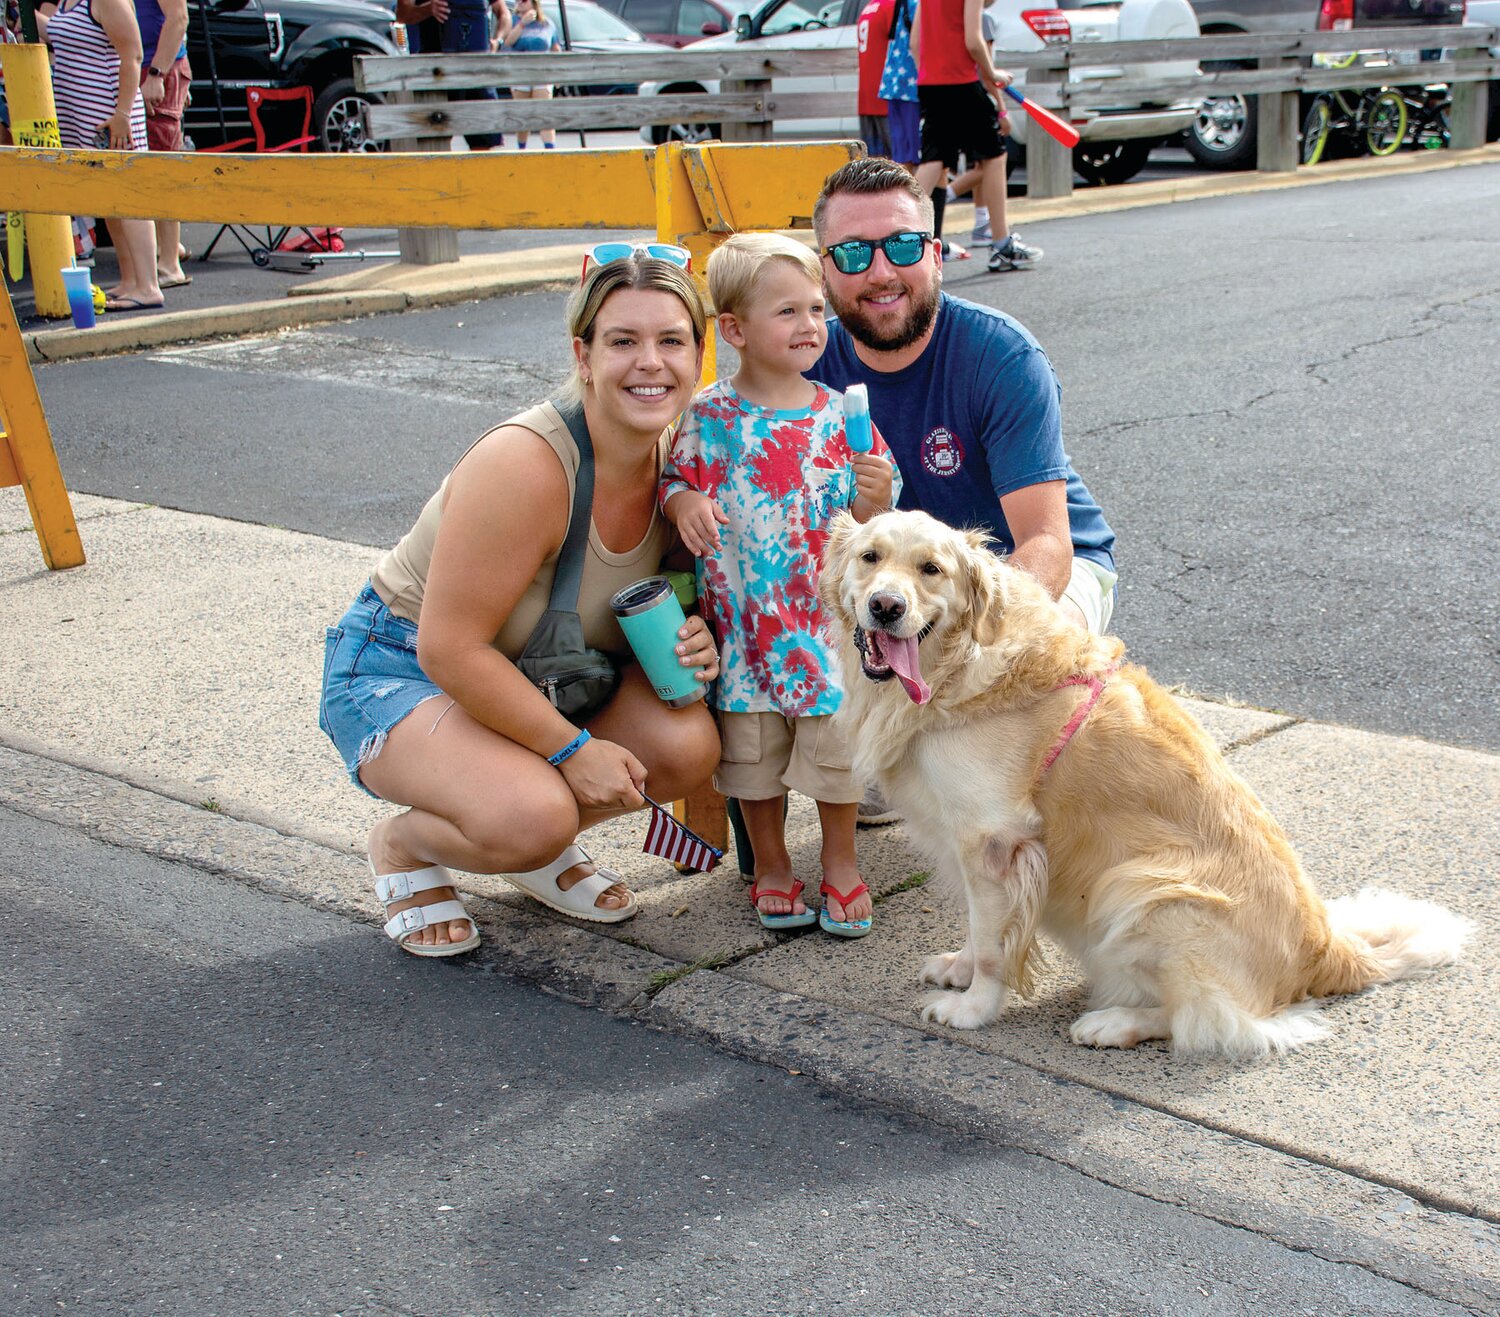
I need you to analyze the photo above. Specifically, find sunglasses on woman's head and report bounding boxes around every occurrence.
[822,231,932,275]
[579,242,693,282]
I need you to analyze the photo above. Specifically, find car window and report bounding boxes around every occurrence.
[623,0,678,30]
[562,2,649,38]
[759,0,822,34]
[589,0,627,12]
[678,0,725,33]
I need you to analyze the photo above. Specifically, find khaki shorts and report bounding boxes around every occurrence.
[713,711,862,804]
[1062,556,1118,635]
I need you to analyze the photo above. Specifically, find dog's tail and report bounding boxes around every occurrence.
[1310,886,1473,997]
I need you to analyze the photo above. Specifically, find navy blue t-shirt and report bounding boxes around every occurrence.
[811,294,1115,571]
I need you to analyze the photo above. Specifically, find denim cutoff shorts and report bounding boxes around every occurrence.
[319,582,448,797]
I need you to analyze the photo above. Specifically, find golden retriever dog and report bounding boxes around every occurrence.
[821,510,1470,1057]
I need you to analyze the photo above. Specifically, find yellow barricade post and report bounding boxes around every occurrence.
[0,283,83,568]
[0,44,75,319]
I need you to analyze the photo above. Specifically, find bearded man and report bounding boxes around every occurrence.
[807,156,1117,824]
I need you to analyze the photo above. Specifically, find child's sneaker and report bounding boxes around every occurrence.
[940,239,969,263]
[988,233,1043,272]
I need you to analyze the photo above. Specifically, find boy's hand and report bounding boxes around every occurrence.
[668,491,729,557]
[852,454,895,519]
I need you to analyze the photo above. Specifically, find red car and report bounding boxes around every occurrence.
[590,0,754,46]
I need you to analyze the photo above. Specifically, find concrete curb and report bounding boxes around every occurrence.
[24,144,1500,365]
[2,734,1496,1311]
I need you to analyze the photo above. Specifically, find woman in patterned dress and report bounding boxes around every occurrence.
[39,0,162,310]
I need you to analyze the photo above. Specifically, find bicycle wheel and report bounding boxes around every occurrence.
[1302,97,1332,165]
[1365,90,1408,157]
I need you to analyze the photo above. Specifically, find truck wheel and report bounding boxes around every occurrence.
[313,78,383,154]
[1186,59,1257,170]
[648,85,718,144]
[1073,138,1152,186]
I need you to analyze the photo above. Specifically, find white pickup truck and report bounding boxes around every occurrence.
[639,0,1202,184]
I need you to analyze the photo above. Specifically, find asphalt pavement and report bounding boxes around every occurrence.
[6,803,1469,1316]
[5,144,1500,1313]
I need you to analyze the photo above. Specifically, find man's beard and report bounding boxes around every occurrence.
[828,277,941,353]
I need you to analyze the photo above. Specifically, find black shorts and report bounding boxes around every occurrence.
[918,82,1006,172]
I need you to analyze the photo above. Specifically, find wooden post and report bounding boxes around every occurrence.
[394,90,461,265]
[0,283,84,568]
[1023,64,1073,200]
[1257,55,1300,173]
[1447,48,1489,151]
[720,77,771,143]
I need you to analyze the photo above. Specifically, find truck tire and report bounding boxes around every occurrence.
[648,84,718,144]
[1186,59,1257,170]
[1073,138,1152,186]
[313,77,383,154]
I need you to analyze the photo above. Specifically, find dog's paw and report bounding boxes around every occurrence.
[1070,1007,1169,1050]
[920,988,1000,1031]
[919,949,973,989]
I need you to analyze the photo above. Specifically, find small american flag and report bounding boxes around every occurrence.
[642,793,723,872]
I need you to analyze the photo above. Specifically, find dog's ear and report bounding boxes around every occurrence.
[819,510,860,616]
[963,531,1007,647]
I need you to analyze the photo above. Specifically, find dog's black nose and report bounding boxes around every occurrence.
[868,592,907,627]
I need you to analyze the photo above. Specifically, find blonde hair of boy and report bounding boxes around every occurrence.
[706,233,822,318]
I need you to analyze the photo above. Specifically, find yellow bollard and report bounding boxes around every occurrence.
[0,44,75,319]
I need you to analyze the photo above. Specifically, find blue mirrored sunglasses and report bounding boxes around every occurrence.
[580,242,693,282]
[822,231,932,275]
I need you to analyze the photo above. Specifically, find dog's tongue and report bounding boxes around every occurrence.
[884,633,931,705]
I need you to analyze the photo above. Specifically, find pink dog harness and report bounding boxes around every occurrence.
[1038,667,1117,779]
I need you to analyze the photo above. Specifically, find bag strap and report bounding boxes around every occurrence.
[545,396,596,614]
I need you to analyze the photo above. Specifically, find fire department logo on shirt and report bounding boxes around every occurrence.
[921,426,965,477]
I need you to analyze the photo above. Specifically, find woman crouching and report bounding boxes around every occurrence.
[319,250,721,954]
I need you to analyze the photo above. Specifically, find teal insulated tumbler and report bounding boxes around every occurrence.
[610,576,707,708]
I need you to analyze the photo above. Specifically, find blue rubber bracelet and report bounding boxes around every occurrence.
[547,729,591,767]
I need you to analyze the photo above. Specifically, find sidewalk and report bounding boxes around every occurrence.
[6,145,1500,1307]
[3,491,1498,1307]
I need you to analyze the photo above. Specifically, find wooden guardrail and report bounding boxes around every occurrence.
[357,24,1497,214]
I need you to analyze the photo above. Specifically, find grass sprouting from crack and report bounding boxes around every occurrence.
[874,871,930,905]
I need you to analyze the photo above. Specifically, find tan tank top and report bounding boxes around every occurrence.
[370,401,671,659]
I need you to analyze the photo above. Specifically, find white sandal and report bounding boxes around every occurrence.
[372,862,481,957]
[502,843,638,924]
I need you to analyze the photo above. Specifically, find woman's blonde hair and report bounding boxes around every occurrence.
[706,232,821,316]
[565,253,708,401]
[521,0,544,17]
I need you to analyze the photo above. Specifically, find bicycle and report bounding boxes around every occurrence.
[1394,82,1452,150]
[1301,84,1409,164]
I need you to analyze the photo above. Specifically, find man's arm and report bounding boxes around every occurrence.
[143,0,188,111]
[963,0,1009,97]
[998,479,1072,601]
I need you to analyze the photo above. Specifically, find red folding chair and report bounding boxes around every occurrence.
[199,87,338,265]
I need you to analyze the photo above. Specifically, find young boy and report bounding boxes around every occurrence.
[661,233,901,937]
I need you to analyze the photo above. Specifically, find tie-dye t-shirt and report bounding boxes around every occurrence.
[661,380,902,717]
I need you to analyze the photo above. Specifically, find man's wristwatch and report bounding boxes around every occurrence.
[145,65,165,78]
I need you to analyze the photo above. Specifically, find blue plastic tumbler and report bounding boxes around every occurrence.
[610,576,708,707]
[60,266,96,330]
